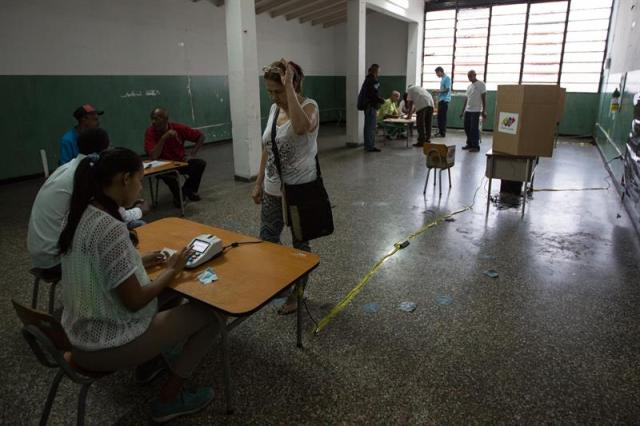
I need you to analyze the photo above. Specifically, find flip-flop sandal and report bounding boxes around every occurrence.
[276,302,297,315]
[276,297,308,315]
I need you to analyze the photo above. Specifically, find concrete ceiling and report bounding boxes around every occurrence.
[208,0,347,28]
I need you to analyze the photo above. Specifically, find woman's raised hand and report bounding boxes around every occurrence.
[280,58,295,88]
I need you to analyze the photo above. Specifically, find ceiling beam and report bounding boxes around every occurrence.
[255,0,283,14]
[284,0,343,21]
[299,2,345,23]
[269,0,307,18]
[323,17,347,28]
[311,9,346,26]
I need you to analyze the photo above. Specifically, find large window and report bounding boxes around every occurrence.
[422,0,613,93]
[486,4,527,90]
[422,10,455,88]
[522,1,567,85]
[561,0,612,92]
[452,7,490,90]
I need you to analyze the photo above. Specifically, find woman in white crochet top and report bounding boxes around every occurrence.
[58,148,218,422]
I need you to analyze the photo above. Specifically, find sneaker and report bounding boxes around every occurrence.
[468,147,480,152]
[134,356,167,385]
[366,147,381,152]
[151,387,215,423]
[412,142,424,147]
[461,145,472,150]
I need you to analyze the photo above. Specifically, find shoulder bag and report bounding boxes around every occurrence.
[269,107,334,242]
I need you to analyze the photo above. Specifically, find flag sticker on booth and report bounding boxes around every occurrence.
[498,112,519,135]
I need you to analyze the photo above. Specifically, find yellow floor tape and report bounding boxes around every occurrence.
[311,180,611,335]
[312,205,471,335]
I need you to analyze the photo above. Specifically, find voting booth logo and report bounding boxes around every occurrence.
[498,112,519,135]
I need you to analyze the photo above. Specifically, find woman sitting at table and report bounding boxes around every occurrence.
[58,147,218,423]
[251,58,318,315]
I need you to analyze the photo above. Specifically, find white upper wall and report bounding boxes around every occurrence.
[366,10,408,75]
[257,14,345,76]
[607,0,640,73]
[0,0,344,76]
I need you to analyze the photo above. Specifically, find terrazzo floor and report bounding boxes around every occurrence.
[1,125,639,424]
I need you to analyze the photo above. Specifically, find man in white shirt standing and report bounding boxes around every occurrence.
[459,70,486,152]
[407,84,435,147]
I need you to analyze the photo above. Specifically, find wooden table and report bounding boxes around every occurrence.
[383,117,415,147]
[143,160,188,216]
[485,149,538,217]
[383,110,439,147]
[137,218,320,413]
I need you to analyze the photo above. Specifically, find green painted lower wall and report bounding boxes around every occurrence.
[594,69,640,182]
[443,91,598,136]
[0,74,349,181]
[0,75,232,181]
[0,74,599,180]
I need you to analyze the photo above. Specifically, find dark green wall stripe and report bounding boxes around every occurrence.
[0,74,599,180]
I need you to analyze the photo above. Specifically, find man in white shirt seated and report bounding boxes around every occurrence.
[27,128,146,271]
[407,84,435,147]
[459,70,487,153]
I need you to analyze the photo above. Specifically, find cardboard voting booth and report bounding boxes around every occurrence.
[493,85,564,157]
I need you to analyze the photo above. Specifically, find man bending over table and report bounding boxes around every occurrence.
[144,107,206,207]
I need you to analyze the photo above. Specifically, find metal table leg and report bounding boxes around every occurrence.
[295,280,305,349]
[486,156,494,213]
[406,123,409,148]
[174,170,185,217]
[148,177,157,207]
[521,158,529,217]
[213,311,233,414]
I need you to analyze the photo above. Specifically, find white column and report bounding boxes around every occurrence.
[225,0,262,180]
[346,0,367,146]
[406,21,420,87]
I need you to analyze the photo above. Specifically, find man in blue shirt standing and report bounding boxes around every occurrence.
[59,104,103,164]
[434,67,451,137]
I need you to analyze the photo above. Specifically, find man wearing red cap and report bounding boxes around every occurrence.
[59,104,103,165]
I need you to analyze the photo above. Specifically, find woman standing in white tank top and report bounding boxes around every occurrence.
[252,59,319,315]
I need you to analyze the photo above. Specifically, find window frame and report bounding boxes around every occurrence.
[422,0,614,93]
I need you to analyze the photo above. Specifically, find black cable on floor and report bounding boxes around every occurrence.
[302,297,319,330]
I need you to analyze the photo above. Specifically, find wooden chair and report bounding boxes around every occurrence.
[12,300,111,425]
[30,267,61,314]
[423,143,456,196]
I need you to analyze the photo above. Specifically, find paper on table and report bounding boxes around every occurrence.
[144,160,170,169]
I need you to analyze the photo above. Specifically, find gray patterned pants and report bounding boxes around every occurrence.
[260,192,311,295]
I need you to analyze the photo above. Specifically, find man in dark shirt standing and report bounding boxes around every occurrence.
[144,107,207,206]
[358,64,385,152]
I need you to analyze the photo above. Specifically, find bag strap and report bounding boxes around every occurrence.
[269,105,323,182]
[269,107,284,188]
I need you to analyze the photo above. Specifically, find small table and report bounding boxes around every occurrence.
[383,117,415,147]
[485,149,538,216]
[143,160,188,216]
[137,218,320,413]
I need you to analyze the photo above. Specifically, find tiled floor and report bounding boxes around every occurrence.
[1,125,639,424]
